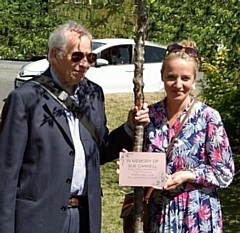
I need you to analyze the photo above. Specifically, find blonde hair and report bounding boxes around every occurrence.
[161,39,200,79]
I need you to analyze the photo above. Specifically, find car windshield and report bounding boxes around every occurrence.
[92,42,106,51]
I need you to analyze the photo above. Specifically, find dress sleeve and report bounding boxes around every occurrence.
[191,109,235,188]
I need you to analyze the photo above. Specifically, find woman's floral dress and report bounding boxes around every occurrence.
[144,98,235,233]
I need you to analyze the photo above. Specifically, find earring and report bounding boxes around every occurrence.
[191,83,196,90]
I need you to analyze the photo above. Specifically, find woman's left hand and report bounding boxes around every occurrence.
[153,170,195,190]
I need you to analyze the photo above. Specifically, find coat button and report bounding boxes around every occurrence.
[69,151,74,156]
[66,178,72,184]
[61,206,67,211]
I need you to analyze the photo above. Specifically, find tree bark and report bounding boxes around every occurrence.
[133,0,148,232]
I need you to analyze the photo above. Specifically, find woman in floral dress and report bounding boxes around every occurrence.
[144,40,235,233]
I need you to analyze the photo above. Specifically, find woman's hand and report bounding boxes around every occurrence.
[153,170,196,190]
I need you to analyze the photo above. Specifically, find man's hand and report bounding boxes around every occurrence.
[116,149,128,175]
[127,103,150,131]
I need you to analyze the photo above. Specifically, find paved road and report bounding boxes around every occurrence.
[0,60,29,110]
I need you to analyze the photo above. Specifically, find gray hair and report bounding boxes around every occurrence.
[47,21,92,62]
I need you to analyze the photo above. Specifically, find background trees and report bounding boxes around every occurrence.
[0,0,137,59]
[0,0,64,59]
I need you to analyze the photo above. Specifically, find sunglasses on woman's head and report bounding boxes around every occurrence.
[71,51,97,63]
[166,44,200,59]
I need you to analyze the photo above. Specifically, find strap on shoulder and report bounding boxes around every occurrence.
[31,75,101,148]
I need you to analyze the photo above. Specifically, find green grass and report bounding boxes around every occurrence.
[219,184,240,233]
[101,92,240,233]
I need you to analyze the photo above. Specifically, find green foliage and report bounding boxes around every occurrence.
[147,0,239,55]
[0,0,65,59]
[49,0,136,39]
[0,0,137,60]
[199,48,240,145]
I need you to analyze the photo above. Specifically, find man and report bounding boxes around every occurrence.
[0,21,149,233]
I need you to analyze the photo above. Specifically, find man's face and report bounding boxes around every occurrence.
[51,32,92,90]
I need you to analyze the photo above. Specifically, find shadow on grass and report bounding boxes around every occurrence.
[219,182,240,232]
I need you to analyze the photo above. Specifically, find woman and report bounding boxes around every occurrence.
[144,40,235,233]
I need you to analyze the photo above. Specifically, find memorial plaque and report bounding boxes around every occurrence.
[119,152,166,187]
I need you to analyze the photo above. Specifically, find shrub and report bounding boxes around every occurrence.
[199,48,240,149]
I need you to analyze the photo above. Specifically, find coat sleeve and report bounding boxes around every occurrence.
[100,124,134,164]
[0,90,28,232]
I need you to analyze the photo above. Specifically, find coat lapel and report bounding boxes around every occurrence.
[40,68,74,149]
[42,94,74,149]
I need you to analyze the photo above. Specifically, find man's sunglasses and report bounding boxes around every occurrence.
[166,44,200,59]
[71,51,97,63]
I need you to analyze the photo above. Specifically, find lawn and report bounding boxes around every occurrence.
[101,92,240,233]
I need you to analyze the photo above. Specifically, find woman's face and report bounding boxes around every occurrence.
[161,58,195,103]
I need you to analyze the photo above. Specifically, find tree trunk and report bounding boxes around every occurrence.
[133,0,148,232]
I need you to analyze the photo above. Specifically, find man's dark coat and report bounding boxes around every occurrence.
[0,68,133,233]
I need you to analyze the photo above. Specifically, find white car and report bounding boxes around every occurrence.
[15,38,166,93]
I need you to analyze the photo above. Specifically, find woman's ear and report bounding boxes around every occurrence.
[161,69,164,82]
[191,82,196,90]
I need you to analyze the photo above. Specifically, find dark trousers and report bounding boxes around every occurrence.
[62,205,90,233]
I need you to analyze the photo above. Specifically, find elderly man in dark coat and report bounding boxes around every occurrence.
[0,21,149,233]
